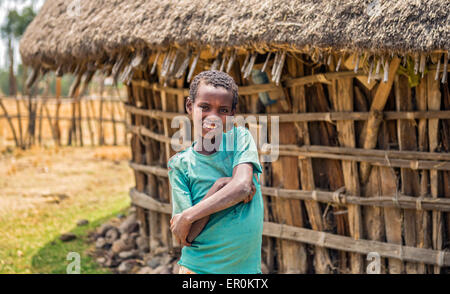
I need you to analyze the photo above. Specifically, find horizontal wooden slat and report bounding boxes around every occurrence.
[129,188,171,214]
[262,222,450,267]
[124,103,450,122]
[126,124,450,171]
[128,161,450,212]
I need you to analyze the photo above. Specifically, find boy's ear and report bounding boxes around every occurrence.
[186,97,193,114]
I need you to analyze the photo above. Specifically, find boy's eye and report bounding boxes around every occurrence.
[199,105,209,110]
[220,109,229,114]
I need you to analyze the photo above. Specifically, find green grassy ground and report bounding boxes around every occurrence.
[0,146,133,274]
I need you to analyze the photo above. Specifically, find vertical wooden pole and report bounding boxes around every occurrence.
[77,97,84,146]
[359,58,401,182]
[354,84,387,273]
[55,77,62,146]
[0,98,19,147]
[84,99,95,146]
[37,99,44,145]
[288,57,333,273]
[266,57,307,273]
[98,94,105,145]
[427,72,443,274]
[141,66,160,251]
[356,59,402,273]
[416,75,432,274]
[331,77,364,273]
[395,74,420,273]
[131,71,150,243]
[15,97,24,148]
[110,98,118,145]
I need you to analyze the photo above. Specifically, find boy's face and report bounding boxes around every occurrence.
[186,82,235,139]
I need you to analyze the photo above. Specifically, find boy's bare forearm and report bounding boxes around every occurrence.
[186,179,225,243]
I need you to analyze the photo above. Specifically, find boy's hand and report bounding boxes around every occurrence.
[243,183,256,203]
[170,212,192,247]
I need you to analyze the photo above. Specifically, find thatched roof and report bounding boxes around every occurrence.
[20,0,449,69]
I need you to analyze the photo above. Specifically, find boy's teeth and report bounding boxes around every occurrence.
[203,121,217,129]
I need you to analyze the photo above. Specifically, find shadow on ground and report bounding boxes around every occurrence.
[30,209,128,274]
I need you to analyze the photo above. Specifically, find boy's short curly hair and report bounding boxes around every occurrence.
[189,70,239,110]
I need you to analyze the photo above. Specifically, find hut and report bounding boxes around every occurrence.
[20,0,450,274]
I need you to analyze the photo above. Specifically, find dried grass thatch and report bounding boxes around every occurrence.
[20,0,449,70]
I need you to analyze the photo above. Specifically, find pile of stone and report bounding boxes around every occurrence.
[88,207,180,274]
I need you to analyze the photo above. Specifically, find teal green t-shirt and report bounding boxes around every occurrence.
[167,126,264,274]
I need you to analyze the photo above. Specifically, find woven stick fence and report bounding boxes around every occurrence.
[124,49,450,274]
[0,96,129,148]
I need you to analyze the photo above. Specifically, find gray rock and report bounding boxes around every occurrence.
[151,265,169,274]
[136,236,149,253]
[105,228,120,244]
[116,213,126,219]
[111,239,134,254]
[119,214,138,234]
[118,250,139,260]
[136,266,153,274]
[96,257,106,264]
[76,219,89,226]
[59,233,76,242]
[98,223,114,236]
[172,263,180,274]
[152,246,168,256]
[104,256,120,268]
[160,254,173,265]
[158,265,171,274]
[118,260,137,274]
[147,257,161,269]
[95,237,107,249]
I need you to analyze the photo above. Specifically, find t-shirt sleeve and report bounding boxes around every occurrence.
[232,127,263,174]
[168,161,192,217]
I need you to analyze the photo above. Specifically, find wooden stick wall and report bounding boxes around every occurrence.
[126,51,450,274]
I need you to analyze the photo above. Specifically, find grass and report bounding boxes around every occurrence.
[0,146,133,274]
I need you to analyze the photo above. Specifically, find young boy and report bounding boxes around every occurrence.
[168,70,264,274]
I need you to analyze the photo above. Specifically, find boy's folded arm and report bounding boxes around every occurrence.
[182,163,254,224]
[186,177,232,242]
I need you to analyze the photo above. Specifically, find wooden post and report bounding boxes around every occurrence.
[395,74,419,274]
[55,77,62,146]
[355,85,387,273]
[14,97,24,148]
[110,97,118,146]
[360,58,401,182]
[0,98,19,147]
[77,97,84,146]
[98,94,105,145]
[130,71,150,244]
[84,99,95,146]
[37,99,44,145]
[379,121,404,274]
[266,56,307,274]
[288,56,333,273]
[331,77,364,273]
[141,66,160,251]
[416,74,432,274]
[427,72,443,274]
